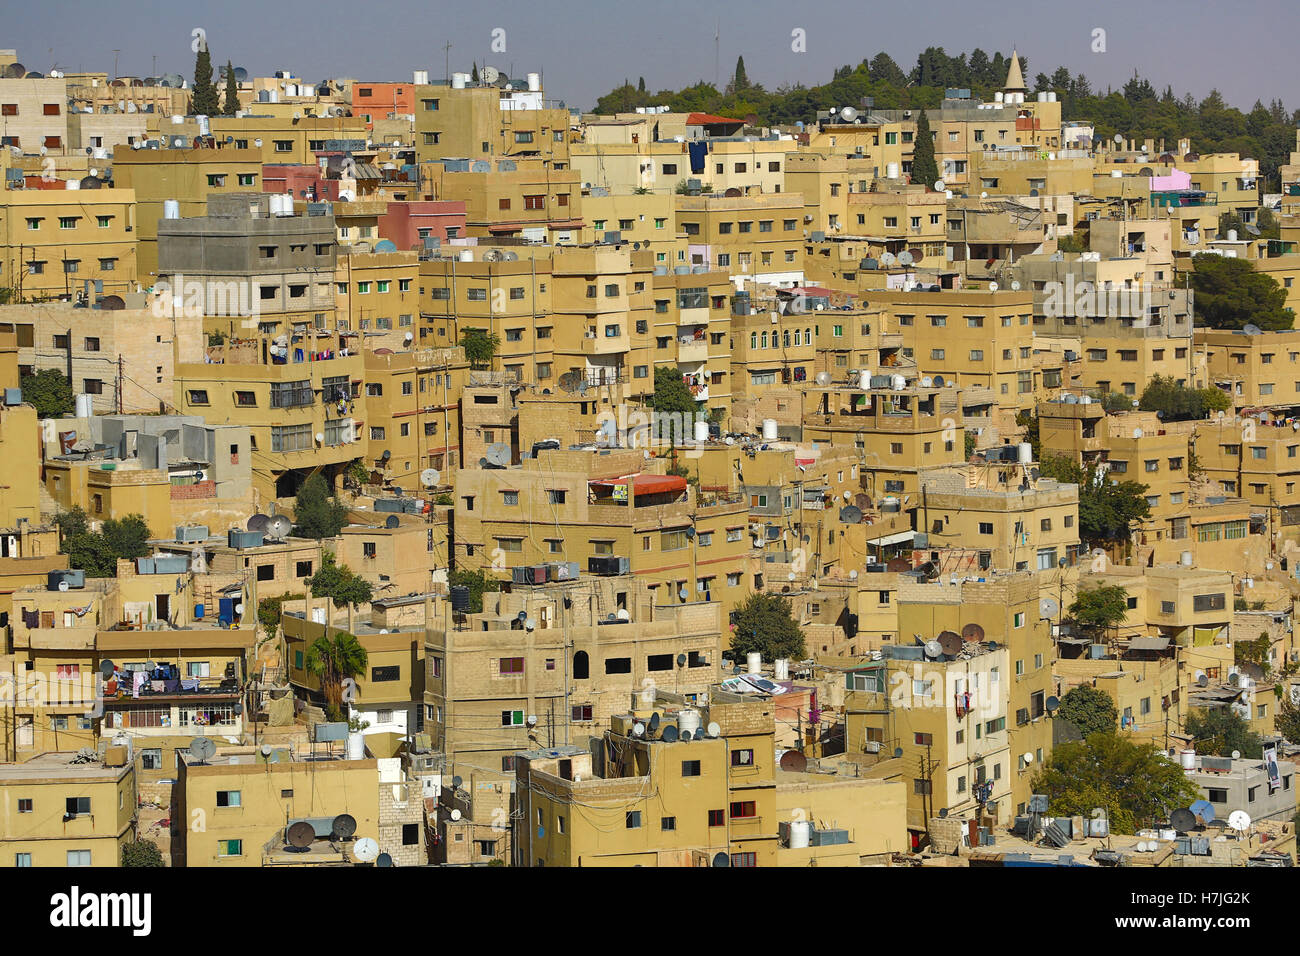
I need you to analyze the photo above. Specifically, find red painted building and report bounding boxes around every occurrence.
[377,201,467,249]
[262,164,339,201]
[351,82,416,123]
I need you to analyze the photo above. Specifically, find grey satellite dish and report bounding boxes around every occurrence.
[99,659,116,679]
[1228,673,1240,686]
[893,747,904,759]
[1243,323,1262,335]
[287,821,316,848]
[385,514,400,529]
[485,443,511,468]
[1197,674,1209,687]
[420,468,440,487]
[188,736,217,764]
[898,250,914,266]
[839,505,863,524]
[376,852,393,867]
[677,653,687,667]
[353,837,380,862]
[661,725,679,743]
[451,775,463,790]
[815,371,833,386]
[1039,597,1060,619]
[332,813,358,840]
[923,640,944,660]
[266,515,292,541]
[261,743,273,756]
[879,252,896,267]
[1231,750,1241,760]
[694,728,707,740]
[712,852,730,868]
[1045,696,1060,712]
[649,713,661,732]
[1170,808,1197,833]
[481,65,500,84]
[248,513,271,533]
[932,375,945,386]
[706,722,721,738]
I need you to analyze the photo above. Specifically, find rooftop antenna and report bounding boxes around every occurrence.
[286,821,316,850]
[187,736,217,765]
[352,837,380,863]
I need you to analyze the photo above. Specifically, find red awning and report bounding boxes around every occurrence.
[589,474,688,496]
[687,113,742,126]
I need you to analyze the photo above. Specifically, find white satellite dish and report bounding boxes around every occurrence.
[420,468,440,487]
[449,808,462,821]
[933,179,945,192]
[631,722,645,737]
[1023,751,1034,764]
[353,837,380,862]
[481,66,500,84]
[988,281,999,291]
[706,721,721,738]
[1228,810,1251,833]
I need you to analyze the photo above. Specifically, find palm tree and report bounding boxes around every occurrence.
[305,632,368,721]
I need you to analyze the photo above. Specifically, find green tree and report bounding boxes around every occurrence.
[1190,255,1292,330]
[730,592,805,661]
[910,109,939,188]
[471,62,479,83]
[221,61,240,116]
[292,474,348,539]
[120,839,165,867]
[459,327,500,369]
[190,46,220,116]
[1275,694,1300,744]
[448,567,500,614]
[1056,234,1086,253]
[308,550,373,610]
[1032,733,1199,834]
[1039,453,1149,547]
[1069,584,1130,640]
[19,368,73,418]
[649,366,699,416]
[731,56,749,94]
[1233,632,1273,675]
[55,507,150,578]
[1185,707,1263,758]
[305,630,369,722]
[257,593,302,642]
[1138,375,1232,421]
[1056,684,1119,737]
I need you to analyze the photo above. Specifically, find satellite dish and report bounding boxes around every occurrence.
[481,66,500,84]
[1231,750,1241,760]
[1039,597,1060,619]
[706,722,721,738]
[1022,751,1034,764]
[923,640,944,660]
[1227,810,1252,833]
[332,813,358,840]
[1242,323,1262,336]
[385,514,400,529]
[961,622,985,643]
[1045,696,1060,712]
[893,747,904,759]
[937,631,962,656]
[1228,673,1240,686]
[99,659,116,679]
[1170,808,1197,833]
[712,852,730,868]
[988,281,999,292]
[261,744,273,756]
[267,515,292,541]
[780,750,808,772]
[376,852,393,867]
[1189,800,1216,825]
[933,179,945,192]
[188,736,217,763]
[839,505,863,524]
[485,443,511,467]
[287,821,316,848]
[1197,673,1209,687]
[247,513,271,533]
[353,837,380,862]
[631,722,645,737]
[661,725,679,742]
[898,250,914,266]
[421,468,440,487]
[58,580,69,592]
[450,808,462,821]
[1010,281,1021,291]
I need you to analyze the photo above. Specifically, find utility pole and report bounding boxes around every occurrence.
[444,41,452,85]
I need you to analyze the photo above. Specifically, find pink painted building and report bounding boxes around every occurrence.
[377,201,467,249]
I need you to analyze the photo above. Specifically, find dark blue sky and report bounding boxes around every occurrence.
[11,0,1295,112]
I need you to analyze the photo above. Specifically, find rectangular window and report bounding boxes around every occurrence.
[215,790,241,808]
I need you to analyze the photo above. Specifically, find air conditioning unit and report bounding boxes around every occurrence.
[588,555,628,576]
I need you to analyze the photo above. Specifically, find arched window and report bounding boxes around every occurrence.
[572,650,589,680]
[750,331,758,349]
[761,331,768,348]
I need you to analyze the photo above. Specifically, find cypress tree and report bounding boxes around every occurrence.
[910,109,939,188]
[733,56,748,92]
[190,46,220,116]
[221,61,240,116]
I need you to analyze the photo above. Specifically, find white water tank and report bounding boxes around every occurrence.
[163,199,180,219]
[693,419,709,443]
[413,70,429,85]
[311,606,327,624]
[66,179,81,191]
[1018,442,1033,464]
[994,91,1004,104]
[74,393,94,418]
[1227,229,1238,242]
[1180,551,1193,566]
[1038,92,1048,103]
[458,249,473,262]
[346,732,366,760]
[676,708,701,737]
[858,369,872,389]
[890,374,906,390]
[789,819,813,848]
[451,72,467,89]
[762,419,778,441]
[774,658,790,681]
[1180,748,1196,770]
[746,651,762,674]
[527,72,541,92]
[886,162,899,180]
